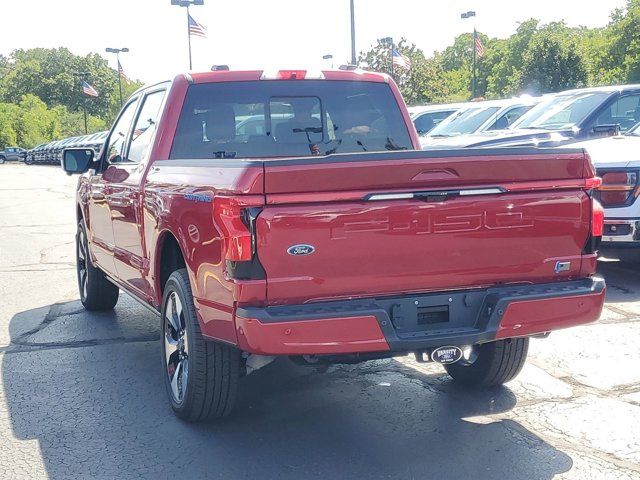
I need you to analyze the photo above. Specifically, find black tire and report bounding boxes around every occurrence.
[76,221,119,311]
[444,338,529,387]
[161,269,240,422]
[0,156,5,164]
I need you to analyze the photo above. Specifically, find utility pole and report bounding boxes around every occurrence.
[105,47,129,107]
[72,71,90,134]
[461,10,477,99]
[350,0,356,65]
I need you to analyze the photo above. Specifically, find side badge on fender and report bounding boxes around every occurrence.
[287,244,315,256]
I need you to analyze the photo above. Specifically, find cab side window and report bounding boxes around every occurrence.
[593,94,640,133]
[105,98,139,164]
[128,90,166,163]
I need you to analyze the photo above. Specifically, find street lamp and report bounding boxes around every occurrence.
[322,54,333,68]
[105,47,129,107]
[72,71,91,134]
[378,37,393,77]
[171,0,205,70]
[460,11,477,99]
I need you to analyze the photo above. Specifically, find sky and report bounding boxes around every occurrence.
[0,0,627,84]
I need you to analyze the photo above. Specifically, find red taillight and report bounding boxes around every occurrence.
[213,196,263,261]
[592,198,604,237]
[584,177,602,189]
[596,171,638,207]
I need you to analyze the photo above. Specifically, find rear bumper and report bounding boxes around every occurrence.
[235,277,606,356]
[602,218,640,245]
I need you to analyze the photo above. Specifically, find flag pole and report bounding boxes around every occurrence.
[82,92,88,134]
[350,0,356,65]
[389,40,394,80]
[187,4,193,69]
[472,28,477,99]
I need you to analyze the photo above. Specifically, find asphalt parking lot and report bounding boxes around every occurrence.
[0,163,639,480]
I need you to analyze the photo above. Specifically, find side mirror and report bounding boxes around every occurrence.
[591,124,620,138]
[62,148,94,174]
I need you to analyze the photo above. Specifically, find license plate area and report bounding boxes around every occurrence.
[380,290,487,338]
[417,306,449,325]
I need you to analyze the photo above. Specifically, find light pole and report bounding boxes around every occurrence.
[72,71,90,134]
[461,10,477,99]
[379,37,393,78]
[171,0,204,70]
[105,47,129,107]
[322,54,334,69]
[350,0,356,65]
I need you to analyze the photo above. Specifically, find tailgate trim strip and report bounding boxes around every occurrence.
[365,187,505,201]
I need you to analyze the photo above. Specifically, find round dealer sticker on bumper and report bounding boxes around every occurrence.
[431,346,463,364]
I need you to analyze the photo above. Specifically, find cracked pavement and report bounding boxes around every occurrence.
[0,164,639,479]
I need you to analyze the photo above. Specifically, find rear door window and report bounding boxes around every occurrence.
[170,80,412,159]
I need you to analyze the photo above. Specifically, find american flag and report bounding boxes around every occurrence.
[475,33,484,58]
[82,80,99,97]
[118,59,130,83]
[188,14,207,38]
[392,49,411,70]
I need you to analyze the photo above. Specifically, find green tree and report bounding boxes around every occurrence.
[358,39,450,104]
[0,103,19,148]
[599,0,640,83]
[53,105,107,138]
[14,94,61,148]
[0,47,142,120]
[519,22,588,93]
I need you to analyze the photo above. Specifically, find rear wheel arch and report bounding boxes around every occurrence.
[156,230,188,300]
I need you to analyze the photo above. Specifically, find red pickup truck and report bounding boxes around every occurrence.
[62,69,606,422]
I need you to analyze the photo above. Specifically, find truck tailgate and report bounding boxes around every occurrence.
[256,148,595,305]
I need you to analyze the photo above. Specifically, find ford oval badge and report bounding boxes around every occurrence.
[287,244,315,256]
[431,346,463,364]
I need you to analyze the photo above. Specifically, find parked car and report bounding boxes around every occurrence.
[420,97,541,147]
[567,121,640,246]
[61,69,605,422]
[0,146,26,163]
[25,144,45,165]
[408,103,466,135]
[436,84,640,149]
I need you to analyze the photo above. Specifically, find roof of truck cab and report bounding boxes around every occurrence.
[131,70,391,98]
[181,69,390,85]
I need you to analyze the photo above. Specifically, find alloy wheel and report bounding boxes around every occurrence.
[77,227,88,301]
[164,291,189,404]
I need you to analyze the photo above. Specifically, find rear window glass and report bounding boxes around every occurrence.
[169,80,412,159]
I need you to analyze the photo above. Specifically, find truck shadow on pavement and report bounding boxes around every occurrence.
[598,250,640,303]
[3,298,573,479]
